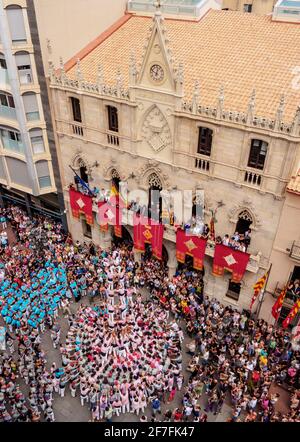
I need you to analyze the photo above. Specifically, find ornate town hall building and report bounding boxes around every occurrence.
[48,7,300,314]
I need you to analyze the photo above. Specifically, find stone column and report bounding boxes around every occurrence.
[24,194,32,217]
[0,185,4,208]
[99,228,112,251]
[134,251,142,264]
[167,244,178,279]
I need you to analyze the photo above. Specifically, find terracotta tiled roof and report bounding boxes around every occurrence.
[66,10,300,122]
[287,169,300,195]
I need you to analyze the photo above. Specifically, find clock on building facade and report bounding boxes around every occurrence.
[150,64,164,82]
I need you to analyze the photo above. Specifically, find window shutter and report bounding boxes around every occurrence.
[6,7,27,42]
[6,157,30,187]
[30,129,44,154]
[15,53,31,67]
[0,158,6,179]
[23,94,38,113]
[35,161,50,177]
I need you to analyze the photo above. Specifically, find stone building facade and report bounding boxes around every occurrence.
[48,9,300,318]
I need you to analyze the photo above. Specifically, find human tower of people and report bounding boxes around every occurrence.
[0,204,299,422]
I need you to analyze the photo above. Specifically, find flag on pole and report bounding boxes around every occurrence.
[249,269,270,311]
[69,166,94,197]
[271,286,287,321]
[210,210,216,241]
[282,299,300,329]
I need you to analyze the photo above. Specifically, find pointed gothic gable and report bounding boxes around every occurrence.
[137,12,176,93]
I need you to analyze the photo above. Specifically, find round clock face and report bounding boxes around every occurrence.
[150,64,164,82]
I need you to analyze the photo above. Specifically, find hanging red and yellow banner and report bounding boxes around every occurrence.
[69,188,93,225]
[176,229,207,270]
[271,286,287,321]
[282,299,300,328]
[212,244,250,283]
[133,215,164,260]
[97,197,123,238]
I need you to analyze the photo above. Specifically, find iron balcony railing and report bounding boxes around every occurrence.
[290,241,300,261]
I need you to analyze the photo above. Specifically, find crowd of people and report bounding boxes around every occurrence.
[63,300,183,421]
[0,204,299,422]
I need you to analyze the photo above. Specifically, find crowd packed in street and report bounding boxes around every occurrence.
[0,204,299,422]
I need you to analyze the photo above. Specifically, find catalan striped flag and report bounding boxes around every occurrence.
[271,286,287,321]
[282,299,300,329]
[250,269,269,311]
[210,211,216,242]
[110,182,119,199]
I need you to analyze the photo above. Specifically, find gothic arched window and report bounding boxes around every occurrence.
[148,173,162,221]
[111,168,120,188]
[236,210,253,234]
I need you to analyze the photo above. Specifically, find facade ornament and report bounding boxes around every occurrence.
[116,67,123,98]
[97,64,104,94]
[59,56,67,84]
[175,62,184,95]
[247,88,256,124]
[76,58,83,89]
[129,50,138,86]
[275,94,285,130]
[292,105,300,136]
[192,80,200,114]
[228,200,261,229]
[153,0,163,23]
[136,160,170,188]
[48,61,55,82]
[103,161,123,182]
[141,105,172,153]
[46,38,52,61]
[217,85,224,119]
[71,152,92,175]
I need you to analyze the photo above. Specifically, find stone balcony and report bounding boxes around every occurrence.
[289,241,300,261]
[113,208,261,274]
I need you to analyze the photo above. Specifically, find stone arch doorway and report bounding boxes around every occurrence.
[142,243,168,264]
[112,225,133,250]
[235,209,253,234]
[148,172,162,222]
[177,254,205,276]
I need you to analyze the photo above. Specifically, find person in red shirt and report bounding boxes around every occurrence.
[173,407,183,422]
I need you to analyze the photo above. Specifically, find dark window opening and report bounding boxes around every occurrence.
[227,280,241,301]
[82,219,92,238]
[70,97,82,123]
[0,58,7,69]
[243,4,253,13]
[112,175,120,190]
[107,106,119,132]
[80,166,88,184]
[197,127,213,156]
[0,93,15,108]
[248,139,268,170]
[236,217,252,235]
[286,266,300,303]
[148,184,162,222]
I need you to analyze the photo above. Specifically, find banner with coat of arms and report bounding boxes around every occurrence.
[133,215,164,260]
[97,197,123,238]
[69,188,93,225]
[212,244,250,283]
[176,229,207,270]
